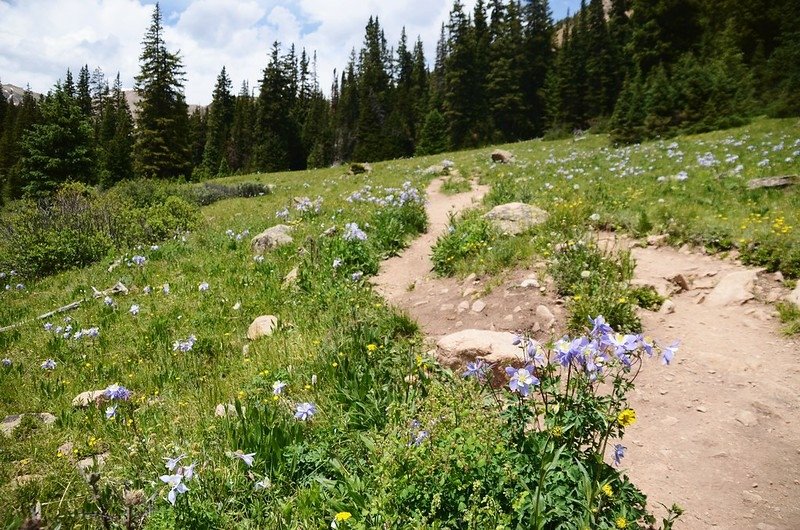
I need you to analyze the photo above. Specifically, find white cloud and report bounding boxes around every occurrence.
[0,0,579,105]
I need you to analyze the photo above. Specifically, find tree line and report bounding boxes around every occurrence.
[0,0,798,202]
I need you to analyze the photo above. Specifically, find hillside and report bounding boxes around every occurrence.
[1,118,799,528]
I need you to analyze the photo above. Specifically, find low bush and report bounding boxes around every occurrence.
[432,210,498,276]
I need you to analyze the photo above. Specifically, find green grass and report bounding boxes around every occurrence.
[1,117,797,528]
[777,301,800,335]
[439,175,472,195]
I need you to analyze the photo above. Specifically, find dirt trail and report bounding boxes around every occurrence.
[374,181,800,530]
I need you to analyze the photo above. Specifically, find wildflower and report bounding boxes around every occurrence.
[276,207,290,220]
[131,255,147,266]
[589,315,613,337]
[662,341,679,365]
[180,462,196,480]
[144,286,152,294]
[410,429,429,446]
[254,255,265,263]
[173,335,197,352]
[351,271,363,282]
[505,366,539,397]
[601,484,614,497]
[332,258,342,269]
[272,380,287,395]
[105,405,117,419]
[331,511,352,528]
[105,384,132,401]
[230,450,256,467]
[150,245,160,251]
[254,477,272,490]
[163,283,170,294]
[44,322,53,331]
[676,171,689,181]
[343,222,367,242]
[41,359,57,370]
[15,283,24,290]
[198,282,209,292]
[617,408,637,427]
[159,473,188,505]
[462,359,489,379]
[311,374,317,385]
[615,516,628,529]
[129,304,140,316]
[612,444,626,466]
[104,296,114,306]
[294,402,317,421]
[366,343,377,352]
[163,454,186,471]
[84,327,100,338]
[2,358,11,367]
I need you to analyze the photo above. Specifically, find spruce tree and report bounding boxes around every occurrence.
[353,17,392,162]
[487,0,528,141]
[98,73,134,185]
[444,1,478,148]
[523,0,554,136]
[229,81,255,172]
[133,3,191,179]
[76,65,93,117]
[188,108,207,174]
[585,0,615,119]
[254,42,295,172]
[416,109,448,156]
[203,67,235,175]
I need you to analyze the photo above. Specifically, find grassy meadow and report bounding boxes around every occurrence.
[0,117,798,528]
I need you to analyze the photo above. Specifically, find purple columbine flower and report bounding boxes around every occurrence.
[159,474,188,505]
[105,384,132,401]
[462,359,489,380]
[164,454,185,472]
[662,341,679,365]
[130,304,140,316]
[343,222,367,242]
[272,380,287,395]
[173,335,196,352]
[410,430,429,446]
[41,359,57,370]
[131,255,147,266]
[505,366,539,397]
[294,402,317,421]
[351,271,363,282]
[104,296,114,306]
[198,282,209,292]
[105,405,117,419]
[612,443,626,466]
[589,315,613,337]
[2,358,11,367]
[44,322,53,331]
[526,340,546,366]
[179,462,196,480]
[231,450,256,467]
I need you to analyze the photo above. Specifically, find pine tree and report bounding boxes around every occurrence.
[1,87,41,199]
[416,109,448,156]
[188,108,207,174]
[628,0,703,75]
[444,1,478,148]
[429,24,448,112]
[353,17,392,162]
[584,0,615,119]
[229,81,255,172]
[608,0,632,98]
[523,0,554,136]
[18,82,94,196]
[76,65,93,117]
[133,3,191,179]
[254,42,296,172]
[203,66,235,175]
[98,73,134,185]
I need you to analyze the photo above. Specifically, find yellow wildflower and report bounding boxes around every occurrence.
[615,516,628,529]
[334,512,352,522]
[617,408,636,427]
[601,484,614,497]
[366,343,378,352]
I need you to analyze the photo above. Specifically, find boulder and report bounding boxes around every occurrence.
[705,270,758,307]
[72,390,108,408]
[1,413,56,436]
[247,315,278,340]
[471,300,487,313]
[251,225,293,254]
[786,284,800,306]
[535,305,556,328]
[747,176,797,190]
[437,329,523,369]
[491,149,514,164]
[484,202,549,235]
[348,162,372,175]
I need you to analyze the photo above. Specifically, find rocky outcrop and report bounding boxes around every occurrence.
[484,202,549,235]
[250,225,293,254]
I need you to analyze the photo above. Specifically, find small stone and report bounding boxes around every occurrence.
[463,287,478,298]
[471,300,487,313]
[661,416,679,426]
[520,278,540,288]
[532,322,541,332]
[72,390,108,408]
[247,315,278,340]
[413,300,429,307]
[1,413,57,436]
[215,403,239,418]
[440,303,455,312]
[503,314,514,322]
[251,224,293,254]
[457,300,470,313]
[283,267,299,286]
[660,299,676,314]
[484,202,549,235]
[670,274,691,292]
[242,344,250,356]
[464,273,477,284]
[646,234,669,247]
[58,442,74,457]
[696,406,707,413]
[535,305,555,328]
[741,490,763,504]
[77,452,109,475]
[513,305,522,313]
[736,410,758,427]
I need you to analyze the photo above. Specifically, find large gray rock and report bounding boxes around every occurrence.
[437,329,523,369]
[1,413,56,436]
[484,202,549,235]
[251,225,293,254]
[704,270,757,307]
[247,315,278,340]
[72,390,108,408]
[491,149,515,164]
[747,176,796,190]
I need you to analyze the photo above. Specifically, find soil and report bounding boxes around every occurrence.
[372,177,800,530]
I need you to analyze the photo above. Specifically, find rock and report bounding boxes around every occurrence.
[322,226,338,237]
[250,225,293,254]
[484,202,549,236]
[72,390,108,408]
[471,300,487,313]
[491,149,514,164]
[12,474,43,487]
[77,452,109,474]
[58,442,74,457]
[348,162,372,175]
[464,273,478,284]
[705,270,758,307]
[283,267,299,286]
[463,287,478,298]
[520,278,540,289]
[786,284,800,306]
[646,234,669,247]
[423,164,446,175]
[437,329,522,368]
[503,314,514,322]
[1,413,57,436]
[736,410,758,427]
[669,274,691,292]
[440,303,455,312]
[747,176,797,190]
[513,305,522,313]
[535,305,555,328]
[457,300,470,313]
[660,299,676,314]
[247,315,278,340]
[741,490,764,504]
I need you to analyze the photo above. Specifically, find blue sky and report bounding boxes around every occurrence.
[0,1,582,104]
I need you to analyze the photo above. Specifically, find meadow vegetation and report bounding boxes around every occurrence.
[1,117,798,528]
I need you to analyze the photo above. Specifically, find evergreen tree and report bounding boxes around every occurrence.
[353,17,392,162]
[608,0,632,98]
[133,3,191,179]
[487,0,528,141]
[188,108,207,173]
[229,81,255,172]
[76,65,93,117]
[523,0,554,136]
[18,82,94,196]
[1,87,41,199]
[333,55,359,162]
[429,23,448,112]
[444,1,479,148]
[98,73,134,185]
[628,0,702,74]
[416,109,448,156]
[254,42,296,172]
[203,66,235,175]
[584,0,615,118]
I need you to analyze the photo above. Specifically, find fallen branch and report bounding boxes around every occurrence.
[0,300,85,333]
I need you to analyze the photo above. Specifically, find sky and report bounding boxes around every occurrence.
[0,0,581,104]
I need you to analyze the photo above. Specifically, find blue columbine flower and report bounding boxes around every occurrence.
[130,304,140,316]
[159,474,188,505]
[41,359,56,370]
[164,454,185,472]
[462,359,489,380]
[343,222,367,242]
[613,444,626,466]
[589,315,614,337]
[44,322,53,331]
[662,341,679,365]
[505,366,539,397]
[272,380,287,395]
[105,405,117,419]
[410,430,429,446]
[2,358,11,367]
[351,271,363,282]
[294,402,317,421]
[104,296,114,306]
[131,255,147,266]
[231,450,256,467]
[104,384,132,401]
[172,335,196,352]
[198,282,209,292]
[332,258,342,269]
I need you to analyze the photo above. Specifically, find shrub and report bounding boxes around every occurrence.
[432,210,498,276]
